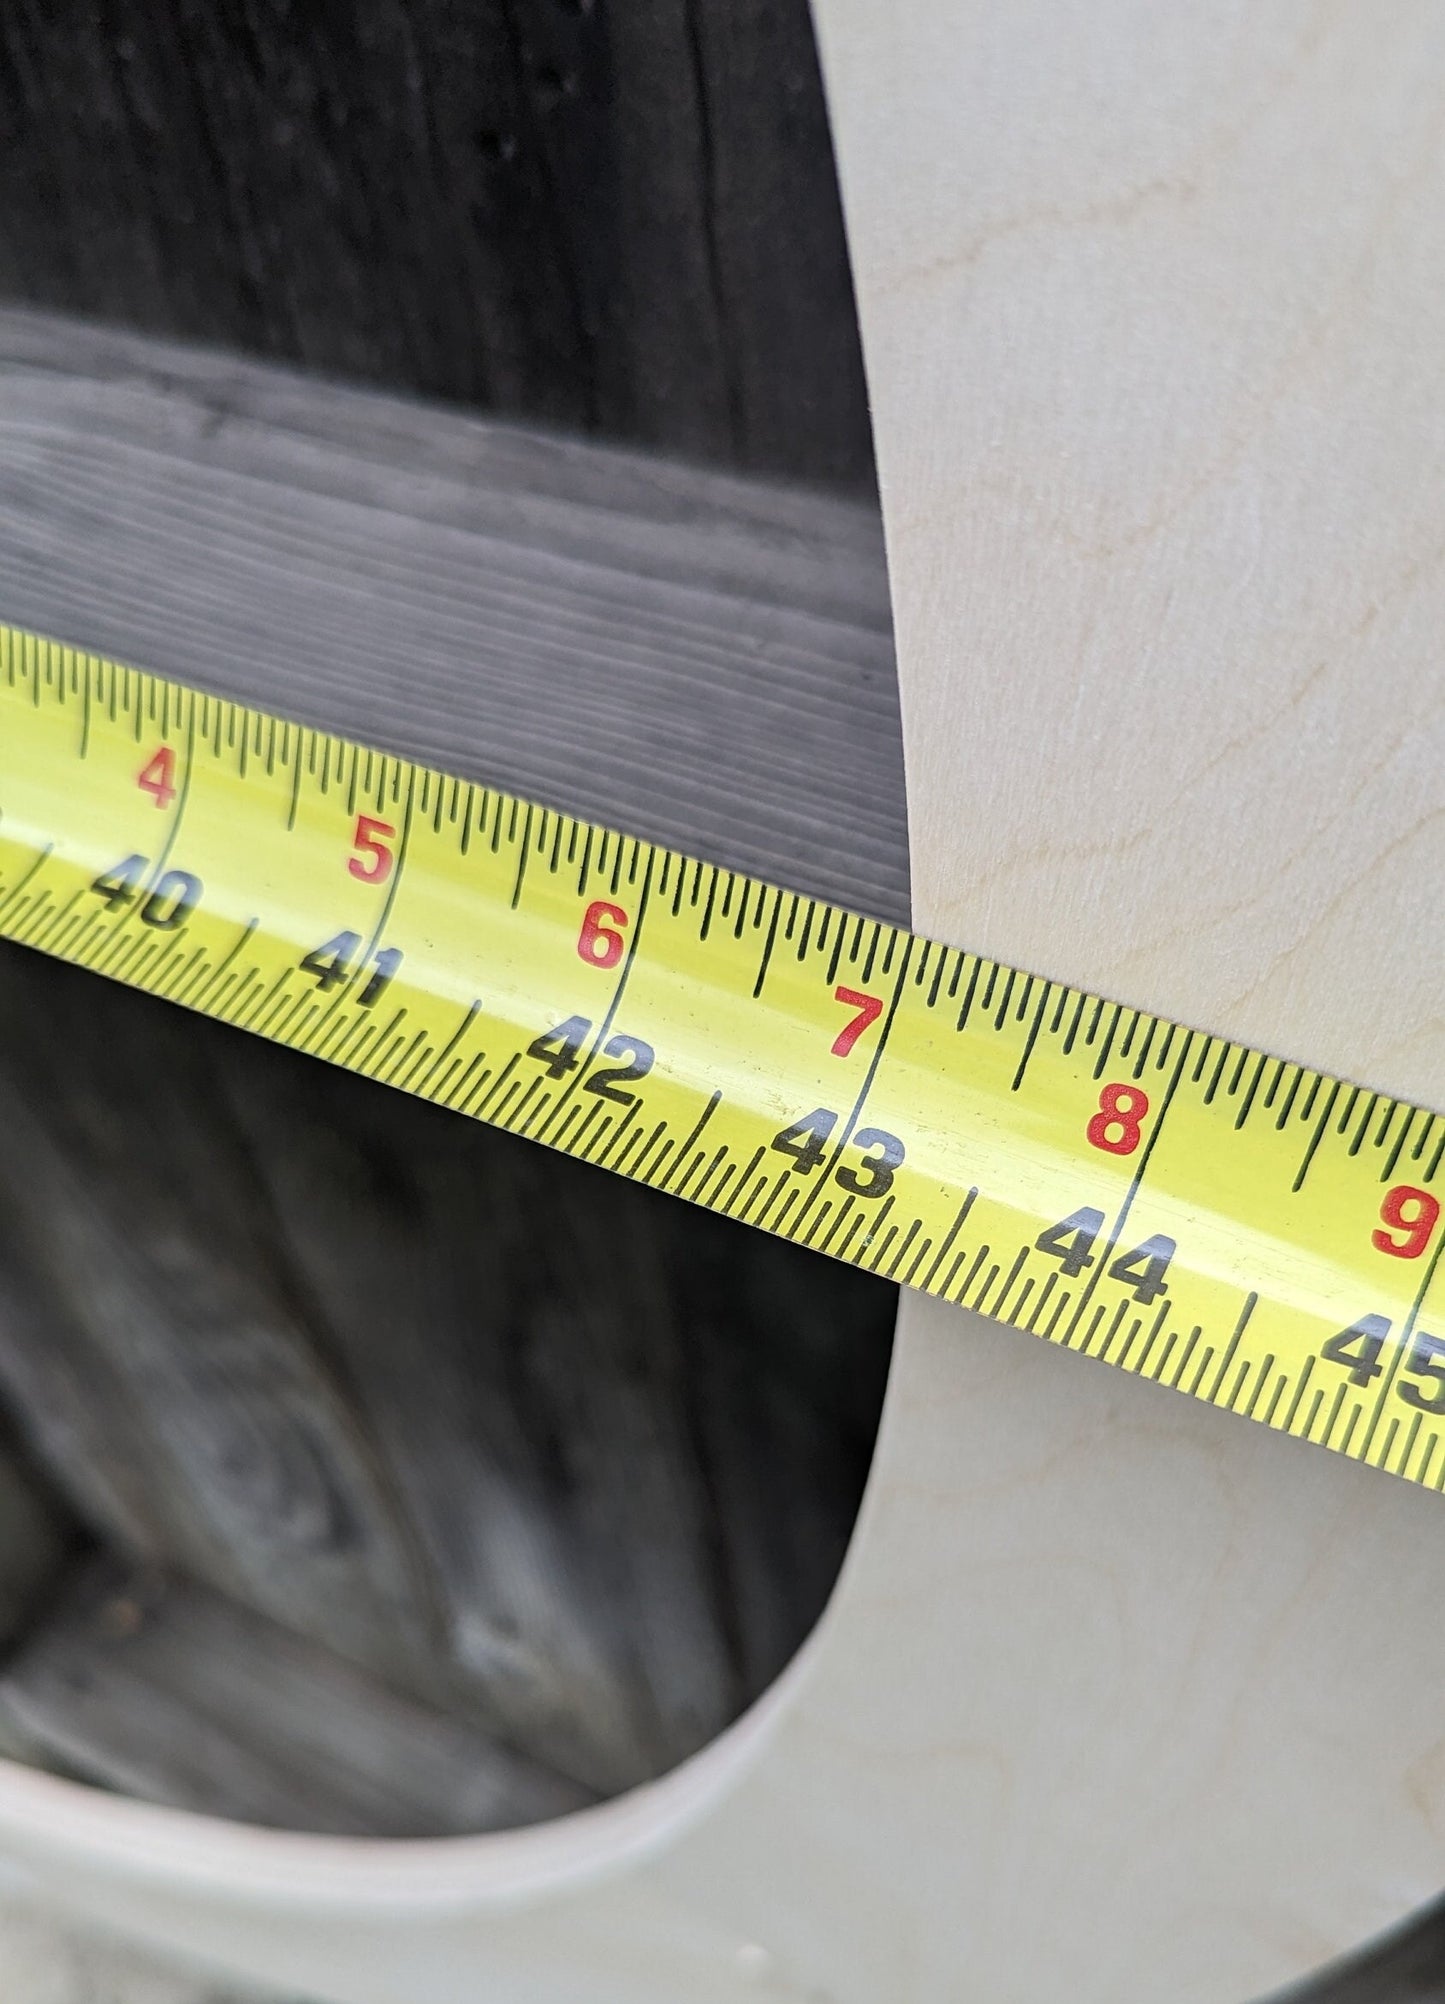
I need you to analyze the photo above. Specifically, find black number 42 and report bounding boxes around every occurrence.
[526,1014,656,1105]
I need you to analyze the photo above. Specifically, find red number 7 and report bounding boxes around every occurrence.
[831,985,883,1057]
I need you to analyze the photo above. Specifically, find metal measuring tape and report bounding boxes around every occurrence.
[4,621,1444,1491]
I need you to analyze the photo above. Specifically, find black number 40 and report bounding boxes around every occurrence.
[89,854,201,930]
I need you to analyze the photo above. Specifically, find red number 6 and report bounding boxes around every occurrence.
[1086,1082,1150,1157]
[1373,1184,1440,1260]
[578,900,629,969]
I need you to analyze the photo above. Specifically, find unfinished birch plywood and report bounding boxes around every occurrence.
[808,0,1445,1993]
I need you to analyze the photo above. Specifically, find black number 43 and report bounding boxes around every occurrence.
[770,1108,905,1201]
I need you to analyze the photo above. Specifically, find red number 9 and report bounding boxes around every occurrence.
[1373,1184,1440,1260]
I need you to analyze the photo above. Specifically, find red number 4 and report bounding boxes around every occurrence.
[137,746,177,809]
[831,986,883,1057]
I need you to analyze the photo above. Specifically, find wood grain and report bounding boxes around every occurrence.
[1,7,1445,1996]
[0,1892,302,2004]
[808,0,1445,1996]
[0,308,905,924]
[0,1442,72,1661]
[0,1561,589,1837]
[0,0,872,490]
[0,196,1440,1997]
[0,308,896,1813]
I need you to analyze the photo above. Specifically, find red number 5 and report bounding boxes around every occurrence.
[1086,1082,1149,1156]
[349,814,396,883]
[578,900,629,969]
[1373,1184,1440,1260]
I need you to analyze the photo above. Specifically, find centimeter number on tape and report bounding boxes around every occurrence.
[2,622,1444,1492]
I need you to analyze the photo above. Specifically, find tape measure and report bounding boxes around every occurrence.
[3,621,1444,1491]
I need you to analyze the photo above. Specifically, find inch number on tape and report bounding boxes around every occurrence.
[2,623,1444,1491]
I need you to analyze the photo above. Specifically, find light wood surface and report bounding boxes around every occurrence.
[0,1891,299,2004]
[810,0,1445,1994]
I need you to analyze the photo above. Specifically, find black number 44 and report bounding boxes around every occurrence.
[1034,1207,1175,1305]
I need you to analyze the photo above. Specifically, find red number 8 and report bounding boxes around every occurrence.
[1087,1082,1149,1157]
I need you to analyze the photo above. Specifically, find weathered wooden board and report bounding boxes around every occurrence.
[0,1442,72,1662]
[0,1561,589,1837]
[0,309,904,922]
[0,2,871,491]
[0,307,897,1812]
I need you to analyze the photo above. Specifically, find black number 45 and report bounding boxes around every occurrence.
[1322,1315,1445,1412]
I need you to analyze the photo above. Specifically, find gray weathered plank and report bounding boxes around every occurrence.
[0,308,906,925]
[0,1561,589,1837]
[0,945,892,1794]
[0,1441,71,1659]
[0,309,899,1812]
[0,0,873,489]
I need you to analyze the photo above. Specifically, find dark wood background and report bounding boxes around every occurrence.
[0,0,874,490]
[0,0,899,1852]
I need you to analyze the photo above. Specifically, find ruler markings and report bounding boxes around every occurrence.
[2,629,1443,1496]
